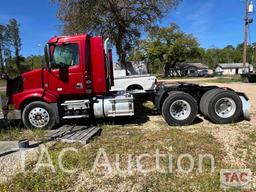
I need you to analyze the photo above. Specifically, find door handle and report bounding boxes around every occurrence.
[76,83,83,89]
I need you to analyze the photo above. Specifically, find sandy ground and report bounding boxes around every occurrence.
[0,147,39,183]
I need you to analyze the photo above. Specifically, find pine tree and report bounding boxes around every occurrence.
[7,19,22,73]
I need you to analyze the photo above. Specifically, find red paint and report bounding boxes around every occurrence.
[90,36,107,94]
[8,34,110,109]
[21,68,43,91]
[12,88,44,109]
[45,35,86,96]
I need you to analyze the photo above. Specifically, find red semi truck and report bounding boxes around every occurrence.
[0,34,251,129]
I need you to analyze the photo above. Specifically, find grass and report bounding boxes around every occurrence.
[201,75,243,83]
[0,121,228,191]
[240,131,256,173]
[0,125,46,141]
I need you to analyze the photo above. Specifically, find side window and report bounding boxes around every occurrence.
[52,43,79,67]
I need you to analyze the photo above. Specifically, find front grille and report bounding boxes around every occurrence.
[7,76,23,96]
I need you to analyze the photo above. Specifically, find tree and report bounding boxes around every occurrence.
[0,25,6,72]
[52,0,181,67]
[221,45,235,63]
[130,23,201,76]
[203,48,221,69]
[26,55,44,70]
[7,19,22,73]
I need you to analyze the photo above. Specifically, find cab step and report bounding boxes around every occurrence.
[62,115,89,119]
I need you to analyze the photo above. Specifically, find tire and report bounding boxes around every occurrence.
[22,101,56,129]
[162,91,198,126]
[204,90,242,124]
[200,89,223,117]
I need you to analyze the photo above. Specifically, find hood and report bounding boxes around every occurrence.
[7,69,43,96]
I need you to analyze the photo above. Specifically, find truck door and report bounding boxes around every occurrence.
[45,41,85,97]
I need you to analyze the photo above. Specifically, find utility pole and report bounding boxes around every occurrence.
[243,0,254,73]
[243,0,249,73]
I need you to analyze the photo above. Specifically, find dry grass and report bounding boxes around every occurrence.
[0,115,227,191]
[0,120,46,141]
[200,75,243,83]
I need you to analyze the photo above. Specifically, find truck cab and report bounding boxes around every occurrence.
[4,34,134,129]
[44,34,111,96]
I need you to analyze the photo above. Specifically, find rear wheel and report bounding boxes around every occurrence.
[200,89,223,116]
[202,90,242,124]
[22,101,56,129]
[162,91,198,126]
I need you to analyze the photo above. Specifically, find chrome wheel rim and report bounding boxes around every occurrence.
[28,107,50,128]
[214,97,236,118]
[170,100,191,121]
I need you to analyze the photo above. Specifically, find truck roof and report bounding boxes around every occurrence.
[47,34,87,44]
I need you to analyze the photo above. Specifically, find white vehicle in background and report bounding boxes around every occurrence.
[111,70,157,93]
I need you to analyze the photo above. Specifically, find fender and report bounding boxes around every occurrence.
[236,92,251,121]
[154,86,168,110]
[12,88,58,109]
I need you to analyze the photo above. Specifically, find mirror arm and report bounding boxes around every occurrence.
[44,44,52,69]
[47,44,51,69]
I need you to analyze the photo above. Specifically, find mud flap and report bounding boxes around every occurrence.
[240,96,251,121]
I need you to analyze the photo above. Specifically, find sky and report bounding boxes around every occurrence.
[0,0,255,57]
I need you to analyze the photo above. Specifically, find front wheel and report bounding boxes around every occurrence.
[22,101,56,129]
[162,91,198,126]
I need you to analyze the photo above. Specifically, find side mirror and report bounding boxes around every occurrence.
[44,44,51,69]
